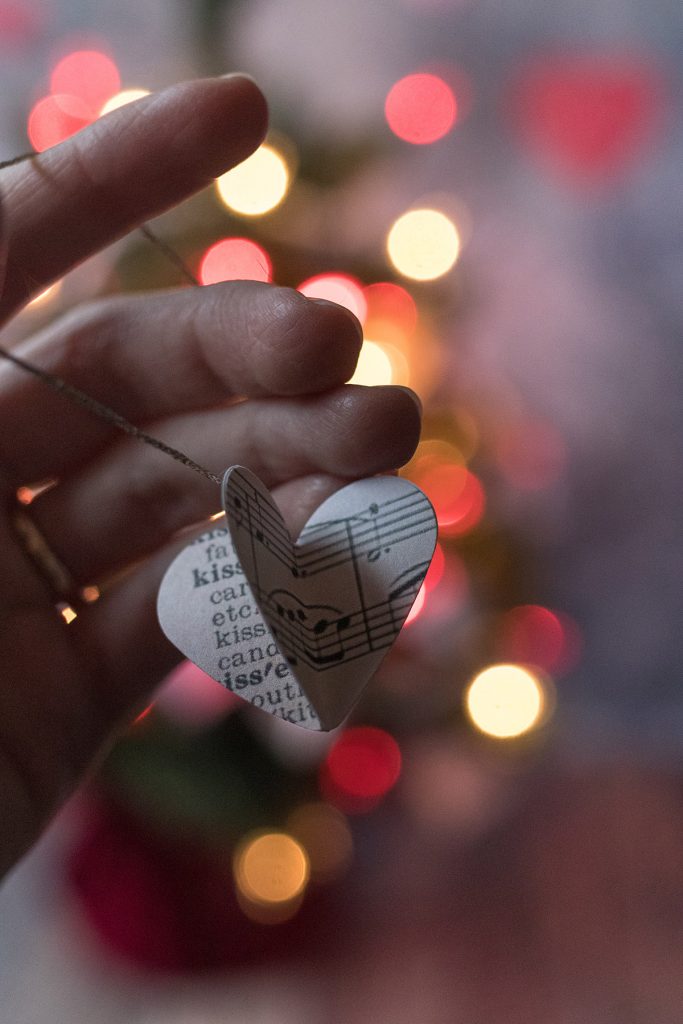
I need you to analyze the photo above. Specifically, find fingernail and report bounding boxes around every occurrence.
[220,71,259,85]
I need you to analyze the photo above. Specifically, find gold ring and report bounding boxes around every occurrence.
[11,505,81,607]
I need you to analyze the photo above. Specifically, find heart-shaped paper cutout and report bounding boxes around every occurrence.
[158,467,437,731]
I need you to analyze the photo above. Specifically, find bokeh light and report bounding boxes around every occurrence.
[418,462,485,536]
[385,73,457,144]
[512,55,664,182]
[320,726,402,813]
[99,87,150,116]
[349,340,394,385]
[424,541,446,592]
[199,238,272,285]
[387,208,460,281]
[233,831,309,908]
[498,604,582,675]
[26,281,62,308]
[216,143,290,216]
[50,50,120,116]
[364,281,418,334]
[286,802,353,882]
[59,603,77,625]
[465,664,546,738]
[298,273,367,323]
[27,93,91,151]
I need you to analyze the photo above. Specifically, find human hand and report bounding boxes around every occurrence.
[0,76,421,878]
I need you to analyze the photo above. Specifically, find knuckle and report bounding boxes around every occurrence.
[54,298,127,381]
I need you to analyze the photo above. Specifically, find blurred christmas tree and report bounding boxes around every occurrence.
[15,3,585,973]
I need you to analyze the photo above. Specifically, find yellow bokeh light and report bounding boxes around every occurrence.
[99,88,150,116]
[216,144,290,216]
[387,208,460,281]
[59,604,78,625]
[349,340,394,386]
[465,664,545,739]
[233,831,309,906]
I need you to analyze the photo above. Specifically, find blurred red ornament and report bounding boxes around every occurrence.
[511,53,665,182]
[66,793,334,973]
[320,726,402,813]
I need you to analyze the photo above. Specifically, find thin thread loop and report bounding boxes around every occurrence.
[0,148,219,486]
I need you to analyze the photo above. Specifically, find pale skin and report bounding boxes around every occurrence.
[0,76,421,879]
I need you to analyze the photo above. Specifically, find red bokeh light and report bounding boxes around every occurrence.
[27,93,92,151]
[199,238,272,285]
[511,54,664,182]
[320,726,402,813]
[385,73,457,144]
[497,604,582,675]
[419,463,485,537]
[298,273,367,323]
[0,2,42,44]
[424,541,446,592]
[363,281,418,334]
[50,50,120,117]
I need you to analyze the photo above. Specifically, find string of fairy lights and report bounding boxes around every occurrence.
[15,46,582,926]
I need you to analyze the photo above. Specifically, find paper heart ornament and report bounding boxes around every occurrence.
[158,467,437,731]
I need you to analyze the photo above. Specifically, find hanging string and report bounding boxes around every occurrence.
[0,148,220,486]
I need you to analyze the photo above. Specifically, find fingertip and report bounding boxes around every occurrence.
[254,288,363,395]
[189,74,269,174]
[362,385,423,468]
[323,385,422,475]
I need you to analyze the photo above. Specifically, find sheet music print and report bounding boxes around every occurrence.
[158,466,437,732]
[223,467,437,730]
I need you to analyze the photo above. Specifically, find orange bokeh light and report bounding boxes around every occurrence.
[27,93,92,151]
[419,463,485,536]
[298,273,367,323]
[199,238,272,285]
[385,73,457,144]
[320,726,402,813]
[50,50,120,116]
[363,282,418,334]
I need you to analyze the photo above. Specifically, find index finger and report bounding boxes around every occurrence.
[0,75,267,319]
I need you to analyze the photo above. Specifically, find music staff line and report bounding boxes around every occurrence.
[226,474,435,579]
[227,476,431,568]
[250,567,427,671]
